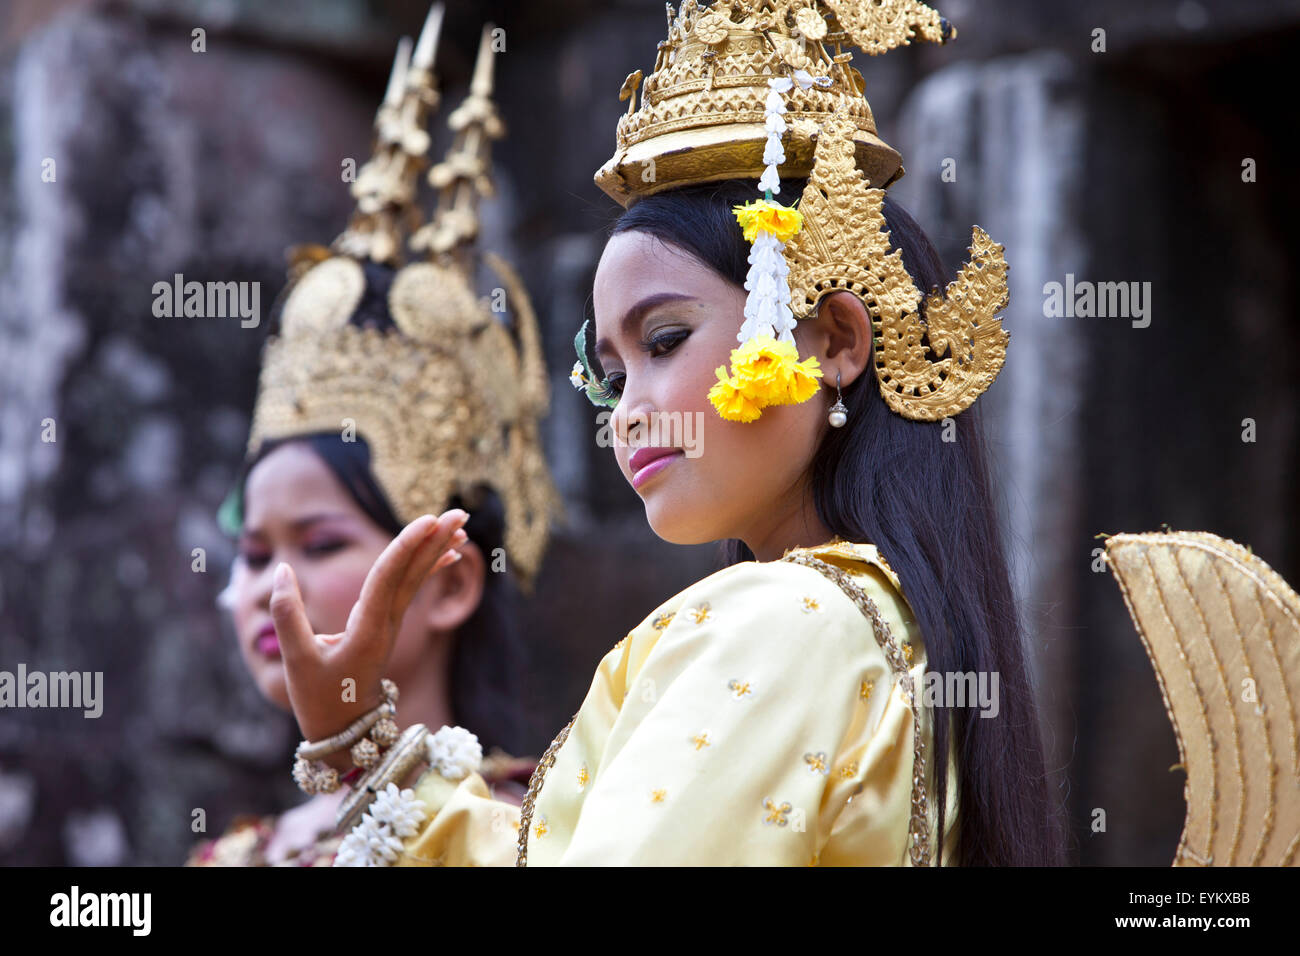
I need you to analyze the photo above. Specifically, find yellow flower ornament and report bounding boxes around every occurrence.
[709,335,822,422]
[733,199,804,243]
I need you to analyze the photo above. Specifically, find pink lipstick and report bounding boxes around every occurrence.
[255,624,280,658]
[629,446,683,489]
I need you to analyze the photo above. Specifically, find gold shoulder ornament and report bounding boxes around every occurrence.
[1105,531,1300,866]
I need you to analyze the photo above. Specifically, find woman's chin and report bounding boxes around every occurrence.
[253,666,292,712]
[644,504,722,547]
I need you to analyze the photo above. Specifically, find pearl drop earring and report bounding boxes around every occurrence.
[828,372,848,428]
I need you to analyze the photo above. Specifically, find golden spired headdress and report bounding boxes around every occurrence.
[572,1,1009,423]
[244,8,557,587]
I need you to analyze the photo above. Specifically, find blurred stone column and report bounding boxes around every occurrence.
[890,50,1088,847]
[0,6,378,864]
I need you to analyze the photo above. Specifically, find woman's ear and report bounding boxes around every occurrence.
[419,539,487,633]
[806,290,873,388]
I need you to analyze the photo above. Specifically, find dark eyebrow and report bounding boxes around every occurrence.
[241,513,354,538]
[594,293,697,361]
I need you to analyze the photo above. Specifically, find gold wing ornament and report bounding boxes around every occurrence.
[1104,531,1300,866]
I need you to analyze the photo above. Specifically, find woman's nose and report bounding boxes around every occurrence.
[613,399,656,448]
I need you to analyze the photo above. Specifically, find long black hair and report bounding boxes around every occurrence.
[233,261,525,755]
[610,180,1067,866]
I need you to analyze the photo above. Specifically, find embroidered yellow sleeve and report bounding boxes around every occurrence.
[392,771,520,867]
[531,560,918,865]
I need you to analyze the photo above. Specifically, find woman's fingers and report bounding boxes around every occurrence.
[269,563,316,665]
[389,514,469,624]
[351,510,465,643]
[349,514,440,644]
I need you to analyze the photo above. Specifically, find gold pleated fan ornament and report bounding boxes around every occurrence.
[571,0,1010,424]
[1105,532,1300,867]
[237,5,558,589]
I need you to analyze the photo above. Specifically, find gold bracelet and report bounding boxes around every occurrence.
[296,679,400,762]
[336,723,430,833]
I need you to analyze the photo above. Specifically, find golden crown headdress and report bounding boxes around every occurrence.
[573,0,1009,423]
[244,6,557,587]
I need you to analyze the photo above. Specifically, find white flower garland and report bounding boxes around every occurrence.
[332,726,483,867]
[334,783,428,867]
[736,71,829,348]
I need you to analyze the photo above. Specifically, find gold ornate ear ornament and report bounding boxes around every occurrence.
[784,110,1010,421]
[246,11,558,589]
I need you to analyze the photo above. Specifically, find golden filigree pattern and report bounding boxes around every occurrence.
[333,9,443,265]
[595,1,954,206]
[785,112,1009,421]
[249,26,558,588]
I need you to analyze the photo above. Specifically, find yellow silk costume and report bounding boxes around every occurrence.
[393,539,959,866]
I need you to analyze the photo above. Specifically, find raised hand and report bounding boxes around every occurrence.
[269,509,469,768]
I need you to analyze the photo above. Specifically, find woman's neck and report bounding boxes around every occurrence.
[741,483,834,562]
[394,633,457,734]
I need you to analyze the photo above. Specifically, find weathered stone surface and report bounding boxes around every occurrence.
[0,0,1296,866]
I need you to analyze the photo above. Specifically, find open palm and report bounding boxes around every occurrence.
[268,510,469,763]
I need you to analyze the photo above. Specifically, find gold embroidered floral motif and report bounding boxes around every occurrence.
[860,679,874,702]
[839,761,860,779]
[728,679,753,699]
[650,789,667,803]
[804,752,829,775]
[533,816,548,840]
[577,765,589,790]
[687,603,712,624]
[691,732,711,750]
[802,596,821,613]
[763,799,792,826]
[652,611,675,630]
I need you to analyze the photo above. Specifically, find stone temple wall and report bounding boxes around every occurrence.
[0,0,1295,865]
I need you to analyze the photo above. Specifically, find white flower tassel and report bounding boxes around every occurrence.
[759,79,791,197]
[734,77,804,345]
[708,69,833,423]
